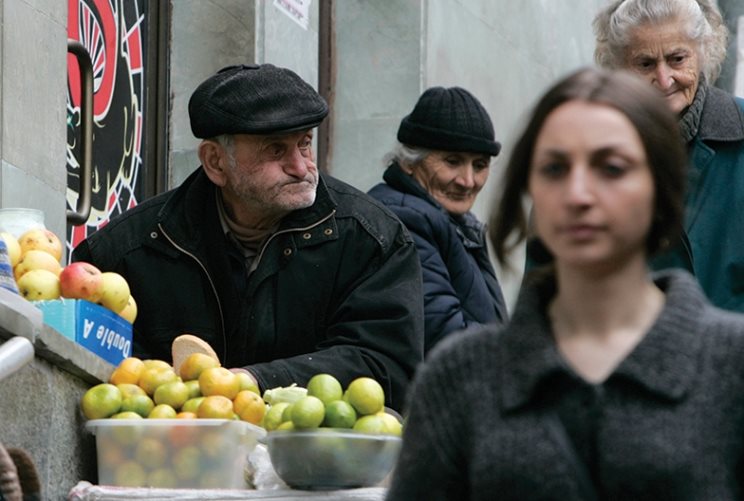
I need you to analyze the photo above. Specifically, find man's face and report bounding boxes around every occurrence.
[219,130,319,226]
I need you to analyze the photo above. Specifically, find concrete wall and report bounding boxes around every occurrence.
[329,0,605,307]
[0,0,68,250]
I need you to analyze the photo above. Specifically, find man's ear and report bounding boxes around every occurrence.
[199,140,228,186]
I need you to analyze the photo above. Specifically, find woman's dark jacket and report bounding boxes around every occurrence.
[368,162,507,353]
[72,168,425,410]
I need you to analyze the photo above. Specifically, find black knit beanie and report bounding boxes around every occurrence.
[397,86,501,156]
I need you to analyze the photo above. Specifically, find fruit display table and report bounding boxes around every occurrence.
[68,482,387,500]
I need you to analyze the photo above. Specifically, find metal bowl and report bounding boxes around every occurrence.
[264,429,402,490]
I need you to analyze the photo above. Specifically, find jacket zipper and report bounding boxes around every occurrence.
[251,209,336,271]
[158,223,228,362]
[156,209,336,362]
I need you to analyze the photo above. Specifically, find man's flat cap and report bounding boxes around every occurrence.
[189,64,329,138]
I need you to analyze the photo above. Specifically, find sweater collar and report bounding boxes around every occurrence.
[498,270,709,412]
[696,85,744,142]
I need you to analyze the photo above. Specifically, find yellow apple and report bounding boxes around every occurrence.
[98,272,131,313]
[14,249,62,281]
[17,268,60,300]
[118,295,138,324]
[0,232,21,267]
[59,261,103,302]
[18,228,63,262]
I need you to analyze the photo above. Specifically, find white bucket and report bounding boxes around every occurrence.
[0,208,46,238]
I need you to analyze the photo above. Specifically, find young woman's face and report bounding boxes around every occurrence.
[407,151,491,216]
[528,101,655,271]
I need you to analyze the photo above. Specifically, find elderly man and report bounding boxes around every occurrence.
[72,64,424,410]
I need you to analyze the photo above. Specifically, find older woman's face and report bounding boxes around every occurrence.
[624,20,701,114]
[406,151,490,215]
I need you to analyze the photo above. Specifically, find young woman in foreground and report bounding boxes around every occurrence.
[386,67,744,500]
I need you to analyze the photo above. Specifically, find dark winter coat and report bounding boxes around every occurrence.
[368,162,507,354]
[72,168,425,410]
[671,86,744,313]
[387,270,744,500]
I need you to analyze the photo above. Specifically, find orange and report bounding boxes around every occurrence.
[262,402,290,431]
[346,377,385,415]
[178,352,220,381]
[147,468,177,488]
[138,366,179,396]
[135,437,167,469]
[175,411,197,419]
[80,383,123,419]
[290,395,325,429]
[181,396,205,414]
[148,404,177,419]
[276,420,295,431]
[142,359,172,370]
[352,414,388,434]
[153,381,190,409]
[198,367,240,399]
[235,371,260,394]
[172,445,201,481]
[114,460,146,487]
[116,383,147,399]
[323,400,357,429]
[120,394,155,418]
[196,395,234,419]
[184,379,202,399]
[377,411,403,436]
[307,373,343,405]
[109,357,145,385]
[111,411,143,420]
[233,390,266,425]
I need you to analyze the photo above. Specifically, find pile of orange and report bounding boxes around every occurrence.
[80,354,266,425]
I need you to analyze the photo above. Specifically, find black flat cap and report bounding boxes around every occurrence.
[189,64,329,138]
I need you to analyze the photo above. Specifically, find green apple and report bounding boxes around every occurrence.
[16,269,60,300]
[98,272,131,313]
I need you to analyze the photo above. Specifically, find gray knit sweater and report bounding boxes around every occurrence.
[387,270,744,500]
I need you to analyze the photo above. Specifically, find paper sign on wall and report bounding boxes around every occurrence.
[273,0,311,30]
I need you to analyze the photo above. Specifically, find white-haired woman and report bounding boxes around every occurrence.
[592,0,744,313]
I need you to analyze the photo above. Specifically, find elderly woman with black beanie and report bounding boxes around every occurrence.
[368,87,508,354]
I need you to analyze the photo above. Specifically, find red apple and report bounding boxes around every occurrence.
[59,262,104,302]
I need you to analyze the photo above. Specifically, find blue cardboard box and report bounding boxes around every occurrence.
[35,299,132,365]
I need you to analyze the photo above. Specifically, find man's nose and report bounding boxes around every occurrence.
[283,147,309,177]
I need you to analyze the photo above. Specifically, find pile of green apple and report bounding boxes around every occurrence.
[1,229,137,323]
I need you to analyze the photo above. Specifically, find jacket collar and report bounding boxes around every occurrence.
[157,168,338,247]
[383,162,486,248]
[499,270,709,412]
[697,85,744,142]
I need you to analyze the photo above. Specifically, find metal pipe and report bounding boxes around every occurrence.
[66,39,94,226]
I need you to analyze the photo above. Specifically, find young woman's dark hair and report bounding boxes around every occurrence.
[490,67,687,267]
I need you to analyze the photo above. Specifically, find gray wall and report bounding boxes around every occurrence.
[329,0,605,306]
[0,0,68,250]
